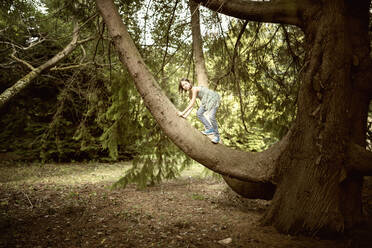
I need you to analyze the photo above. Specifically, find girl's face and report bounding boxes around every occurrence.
[181,80,191,90]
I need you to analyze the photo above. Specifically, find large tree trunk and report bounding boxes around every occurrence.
[261,0,371,234]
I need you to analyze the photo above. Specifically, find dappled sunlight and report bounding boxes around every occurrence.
[0,162,131,186]
[0,162,215,187]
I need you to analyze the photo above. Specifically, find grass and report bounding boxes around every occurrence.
[0,161,213,186]
[0,162,131,186]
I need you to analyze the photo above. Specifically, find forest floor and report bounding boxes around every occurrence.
[0,162,371,248]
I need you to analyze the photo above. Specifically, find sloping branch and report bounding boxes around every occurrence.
[96,0,289,183]
[347,143,372,176]
[0,22,94,109]
[193,0,303,27]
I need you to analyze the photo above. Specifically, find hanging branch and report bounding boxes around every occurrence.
[158,0,180,82]
[231,20,248,73]
[280,24,301,68]
[231,21,252,134]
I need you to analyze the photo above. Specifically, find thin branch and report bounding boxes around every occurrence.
[50,62,93,71]
[10,47,35,70]
[0,38,46,51]
[158,0,180,81]
[77,36,96,45]
[22,191,33,209]
[231,20,248,73]
[80,44,87,63]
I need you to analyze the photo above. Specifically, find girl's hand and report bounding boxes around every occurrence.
[177,111,184,117]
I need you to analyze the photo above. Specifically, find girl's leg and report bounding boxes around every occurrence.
[196,106,213,131]
[209,106,219,138]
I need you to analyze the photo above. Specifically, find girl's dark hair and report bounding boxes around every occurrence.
[178,78,192,94]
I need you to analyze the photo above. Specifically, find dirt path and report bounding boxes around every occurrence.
[0,163,371,247]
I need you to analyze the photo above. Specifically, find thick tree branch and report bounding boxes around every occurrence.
[193,0,303,27]
[96,0,289,183]
[347,143,372,176]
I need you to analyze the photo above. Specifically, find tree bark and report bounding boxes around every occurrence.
[189,1,209,87]
[195,0,372,235]
[260,0,372,234]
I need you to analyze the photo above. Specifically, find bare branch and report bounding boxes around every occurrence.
[50,62,93,71]
[158,0,179,81]
[77,36,96,45]
[10,48,35,70]
[50,61,114,71]
[0,38,46,51]
[0,20,95,109]
[0,61,16,69]
[80,44,87,63]
[193,0,303,27]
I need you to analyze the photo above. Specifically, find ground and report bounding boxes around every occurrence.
[0,162,371,248]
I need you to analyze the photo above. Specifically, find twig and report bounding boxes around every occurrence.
[22,191,34,209]
[10,47,35,70]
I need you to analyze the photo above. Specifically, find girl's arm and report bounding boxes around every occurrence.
[182,107,193,118]
[178,87,198,118]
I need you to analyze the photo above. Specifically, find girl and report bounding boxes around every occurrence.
[177,78,221,144]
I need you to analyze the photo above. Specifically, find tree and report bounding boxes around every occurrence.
[95,0,372,235]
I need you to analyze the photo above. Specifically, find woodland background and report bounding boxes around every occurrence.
[0,0,371,186]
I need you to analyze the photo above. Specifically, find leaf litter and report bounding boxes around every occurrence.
[0,162,371,248]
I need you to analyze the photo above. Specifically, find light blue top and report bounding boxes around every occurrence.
[197,86,220,111]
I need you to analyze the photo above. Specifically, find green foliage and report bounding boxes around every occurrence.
[10,0,369,189]
[112,123,192,189]
[0,0,301,183]
[204,20,303,151]
[96,69,142,160]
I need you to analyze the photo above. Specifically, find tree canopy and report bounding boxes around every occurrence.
[0,0,305,164]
